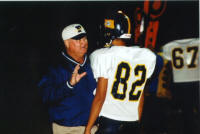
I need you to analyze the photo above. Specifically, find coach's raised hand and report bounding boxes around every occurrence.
[70,64,87,86]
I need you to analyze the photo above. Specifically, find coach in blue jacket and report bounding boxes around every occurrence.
[38,24,97,134]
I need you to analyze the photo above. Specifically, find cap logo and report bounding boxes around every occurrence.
[105,19,114,29]
[75,25,82,33]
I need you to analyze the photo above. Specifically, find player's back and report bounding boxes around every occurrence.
[163,38,199,83]
[90,46,156,121]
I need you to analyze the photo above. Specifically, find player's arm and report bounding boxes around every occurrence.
[138,89,144,121]
[138,53,163,121]
[84,77,108,134]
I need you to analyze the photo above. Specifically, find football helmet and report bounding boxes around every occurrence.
[103,10,132,45]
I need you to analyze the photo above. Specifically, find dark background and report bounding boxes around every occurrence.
[0,1,199,134]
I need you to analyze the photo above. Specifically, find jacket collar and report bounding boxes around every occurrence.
[61,51,87,67]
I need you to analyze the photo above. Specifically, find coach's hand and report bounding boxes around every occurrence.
[70,64,87,86]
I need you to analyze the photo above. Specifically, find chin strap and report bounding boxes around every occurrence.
[104,40,113,48]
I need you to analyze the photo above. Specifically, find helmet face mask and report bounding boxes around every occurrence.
[102,11,132,45]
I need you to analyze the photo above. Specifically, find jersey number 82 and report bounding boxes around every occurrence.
[111,62,147,101]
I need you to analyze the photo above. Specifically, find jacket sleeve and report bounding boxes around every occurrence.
[38,67,76,105]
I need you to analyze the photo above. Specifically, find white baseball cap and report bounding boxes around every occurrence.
[62,24,87,40]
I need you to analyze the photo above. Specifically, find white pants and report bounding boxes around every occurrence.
[52,122,97,134]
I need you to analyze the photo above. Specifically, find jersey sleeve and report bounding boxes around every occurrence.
[162,43,172,60]
[146,50,157,79]
[89,49,111,79]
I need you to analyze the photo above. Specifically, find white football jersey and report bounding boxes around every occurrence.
[163,38,200,83]
[90,46,156,121]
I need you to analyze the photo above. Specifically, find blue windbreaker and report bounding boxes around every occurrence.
[38,52,97,126]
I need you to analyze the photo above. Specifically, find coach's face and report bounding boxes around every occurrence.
[64,36,88,62]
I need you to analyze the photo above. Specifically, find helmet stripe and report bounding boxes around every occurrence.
[124,14,131,34]
[118,11,131,34]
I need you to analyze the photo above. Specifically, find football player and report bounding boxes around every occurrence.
[84,11,161,134]
[162,38,199,134]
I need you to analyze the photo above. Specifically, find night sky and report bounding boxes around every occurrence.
[0,1,199,134]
